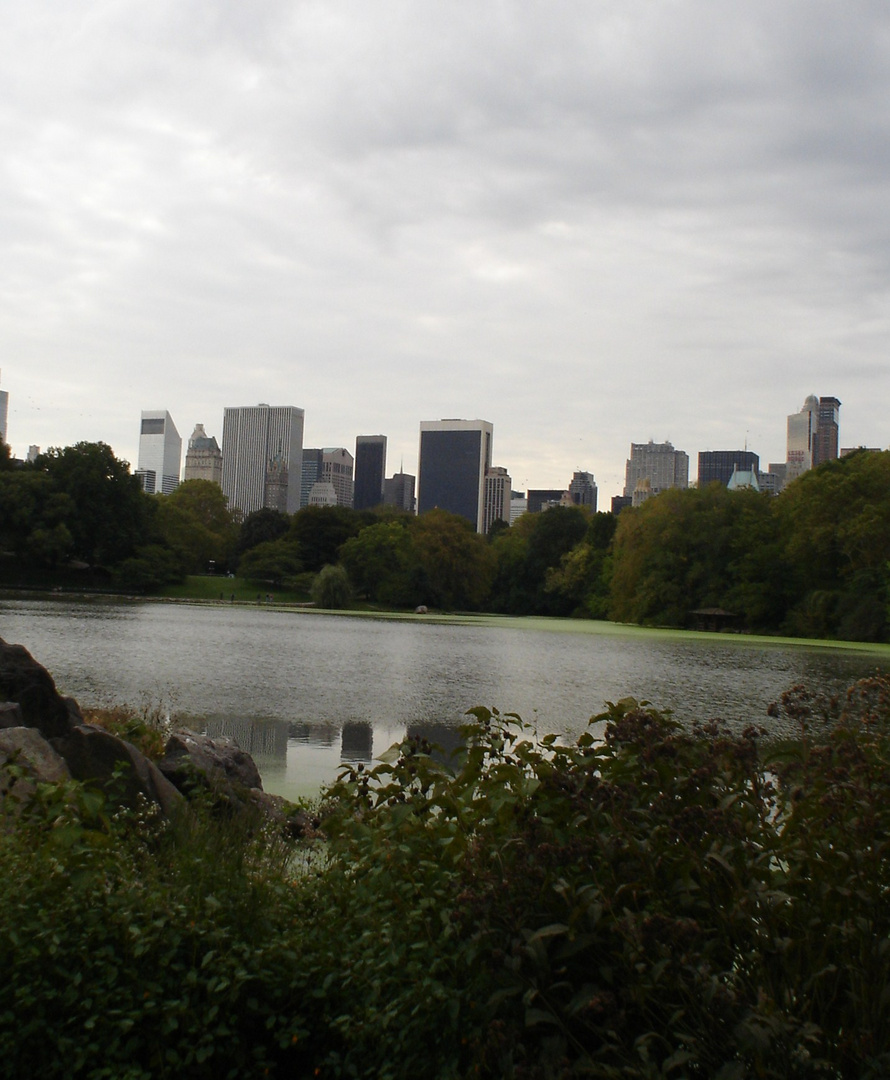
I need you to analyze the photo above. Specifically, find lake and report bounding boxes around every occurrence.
[2,596,888,800]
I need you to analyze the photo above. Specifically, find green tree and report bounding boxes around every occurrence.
[489,506,590,614]
[339,519,421,606]
[545,511,617,617]
[34,443,151,566]
[412,510,495,610]
[289,506,366,573]
[311,563,352,609]
[609,484,780,629]
[113,545,186,593]
[154,481,238,573]
[777,450,890,640]
[237,539,304,589]
[236,508,290,558]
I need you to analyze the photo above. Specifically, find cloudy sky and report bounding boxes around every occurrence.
[3,0,889,500]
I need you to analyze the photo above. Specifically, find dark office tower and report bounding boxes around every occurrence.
[527,489,565,514]
[813,397,841,465]
[354,435,387,510]
[383,470,415,512]
[300,449,324,508]
[698,451,760,488]
[417,419,493,532]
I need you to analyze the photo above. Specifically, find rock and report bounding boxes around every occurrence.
[0,727,71,806]
[159,730,263,799]
[0,639,82,739]
[56,725,183,819]
[246,789,316,839]
[0,702,24,729]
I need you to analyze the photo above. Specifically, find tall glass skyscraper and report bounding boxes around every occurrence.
[353,435,387,511]
[221,404,304,516]
[417,419,493,532]
[137,411,182,495]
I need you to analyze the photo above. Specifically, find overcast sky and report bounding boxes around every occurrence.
[3,0,889,500]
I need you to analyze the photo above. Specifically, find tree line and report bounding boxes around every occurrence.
[2,440,889,641]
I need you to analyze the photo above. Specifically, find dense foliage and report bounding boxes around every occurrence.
[4,440,890,640]
[2,678,890,1077]
[608,451,890,639]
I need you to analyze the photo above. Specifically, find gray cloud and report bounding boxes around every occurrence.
[2,1,889,496]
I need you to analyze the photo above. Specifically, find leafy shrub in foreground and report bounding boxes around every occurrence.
[2,679,890,1078]
[320,684,890,1078]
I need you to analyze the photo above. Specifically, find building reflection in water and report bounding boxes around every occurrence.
[341,721,373,763]
[203,716,289,761]
[405,722,467,768]
[288,721,339,747]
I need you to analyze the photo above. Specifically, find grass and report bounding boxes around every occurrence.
[157,575,310,605]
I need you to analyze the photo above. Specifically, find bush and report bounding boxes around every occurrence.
[3,679,890,1077]
[311,564,352,609]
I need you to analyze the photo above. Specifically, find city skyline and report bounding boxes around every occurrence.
[3,4,890,496]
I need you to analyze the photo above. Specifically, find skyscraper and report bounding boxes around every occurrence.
[483,466,512,534]
[221,404,304,517]
[698,451,760,488]
[300,447,354,507]
[137,411,182,495]
[786,395,840,481]
[300,448,324,508]
[569,471,598,511]
[183,424,223,486]
[0,370,9,445]
[814,396,841,465]
[417,419,493,532]
[623,441,689,499]
[320,447,354,507]
[353,435,387,511]
[383,470,415,512]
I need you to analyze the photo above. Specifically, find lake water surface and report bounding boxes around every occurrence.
[2,597,888,799]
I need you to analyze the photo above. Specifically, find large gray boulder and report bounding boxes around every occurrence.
[0,638,81,738]
[0,726,71,807]
[58,725,182,819]
[159,730,263,797]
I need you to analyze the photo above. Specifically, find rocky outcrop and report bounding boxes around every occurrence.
[0,637,303,832]
[0,639,81,738]
[61,725,182,819]
[0,726,71,807]
[159,731,263,797]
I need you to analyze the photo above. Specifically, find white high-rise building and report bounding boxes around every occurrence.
[221,404,304,517]
[483,466,512,534]
[623,441,689,499]
[137,411,182,495]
